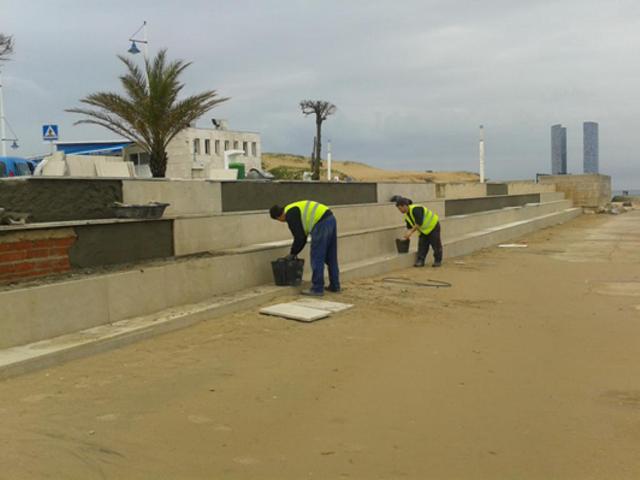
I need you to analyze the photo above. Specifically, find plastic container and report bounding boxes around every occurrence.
[271,258,305,286]
[229,162,246,179]
[395,238,410,254]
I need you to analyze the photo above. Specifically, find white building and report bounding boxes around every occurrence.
[56,121,262,179]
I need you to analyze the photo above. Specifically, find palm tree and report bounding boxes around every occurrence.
[67,49,228,177]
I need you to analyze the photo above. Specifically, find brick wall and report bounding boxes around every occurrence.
[0,229,76,284]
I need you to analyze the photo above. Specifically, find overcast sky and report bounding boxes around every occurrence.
[2,0,639,188]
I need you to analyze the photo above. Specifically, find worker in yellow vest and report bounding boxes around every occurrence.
[270,200,340,296]
[395,196,443,268]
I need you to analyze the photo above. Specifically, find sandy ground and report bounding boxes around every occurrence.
[263,154,480,183]
[2,211,640,479]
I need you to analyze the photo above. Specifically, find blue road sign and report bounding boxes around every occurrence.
[42,124,59,141]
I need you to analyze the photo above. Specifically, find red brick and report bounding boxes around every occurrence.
[26,248,51,259]
[0,262,34,275]
[0,251,28,263]
[52,258,71,269]
[30,240,47,248]
[48,247,70,257]
[0,241,32,252]
[50,237,76,248]
[32,260,54,271]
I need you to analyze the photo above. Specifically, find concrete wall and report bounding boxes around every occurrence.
[69,221,174,268]
[376,183,436,203]
[122,179,222,216]
[507,181,556,195]
[444,194,540,216]
[539,174,611,208]
[486,183,508,196]
[173,201,446,256]
[220,181,378,212]
[436,183,486,199]
[0,178,122,222]
[0,200,580,349]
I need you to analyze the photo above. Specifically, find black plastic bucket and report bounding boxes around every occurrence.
[395,238,410,254]
[271,258,305,286]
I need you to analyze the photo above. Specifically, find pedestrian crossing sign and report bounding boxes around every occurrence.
[42,124,59,141]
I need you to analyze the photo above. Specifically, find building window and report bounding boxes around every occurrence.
[204,139,210,155]
[224,140,230,151]
[243,142,248,156]
[129,153,150,166]
[251,142,257,156]
[193,138,201,155]
[214,140,220,155]
[233,140,239,150]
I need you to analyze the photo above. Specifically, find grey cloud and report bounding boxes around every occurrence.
[2,0,639,188]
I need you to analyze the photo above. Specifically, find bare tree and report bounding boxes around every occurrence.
[0,34,13,61]
[300,100,336,180]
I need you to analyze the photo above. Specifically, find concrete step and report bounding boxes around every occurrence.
[0,206,581,380]
[442,199,572,239]
[0,204,581,352]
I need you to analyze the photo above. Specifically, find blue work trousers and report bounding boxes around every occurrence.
[310,215,340,293]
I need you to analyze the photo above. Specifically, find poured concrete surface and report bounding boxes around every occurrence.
[1,211,639,478]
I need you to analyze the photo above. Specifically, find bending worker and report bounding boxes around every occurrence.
[270,200,340,296]
[395,196,443,268]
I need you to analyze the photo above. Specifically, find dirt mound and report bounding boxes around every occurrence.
[263,153,479,184]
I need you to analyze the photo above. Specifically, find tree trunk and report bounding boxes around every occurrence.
[150,147,168,178]
[314,119,322,181]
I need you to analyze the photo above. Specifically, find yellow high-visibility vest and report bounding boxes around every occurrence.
[284,200,329,235]
[405,204,439,235]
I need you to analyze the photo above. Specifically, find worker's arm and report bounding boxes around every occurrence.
[285,209,307,256]
[404,225,419,240]
[404,206,424,239]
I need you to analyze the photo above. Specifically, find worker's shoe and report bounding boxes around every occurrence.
[432,260,442,268]
[327,285,341,293]
[301,289,324,297]
[414,259,425,267]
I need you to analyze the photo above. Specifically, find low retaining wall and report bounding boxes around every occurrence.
[436,183,487,199]
[220,181,378,212]
[539,174,611,208]
[507,181,556,195]
[486,183,508,196]
[0,178,122,222]
[444,194,540,216]
[122,180,222,216]
[376,183,436,203]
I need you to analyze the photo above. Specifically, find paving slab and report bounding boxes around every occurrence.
[259,303,330,322]
[291,298,354,313]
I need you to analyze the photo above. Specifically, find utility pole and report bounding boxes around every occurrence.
[479,125,485,183]
[327,140,332,181]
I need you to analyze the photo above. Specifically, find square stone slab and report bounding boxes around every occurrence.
[260,303,331,322]
[291,299,353,313]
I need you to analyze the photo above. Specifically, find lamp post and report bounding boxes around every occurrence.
[128,21,149,89]
[479,125,485,183]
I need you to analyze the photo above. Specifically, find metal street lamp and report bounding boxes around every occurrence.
[128,21,148,60]
[127,21,149,90]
